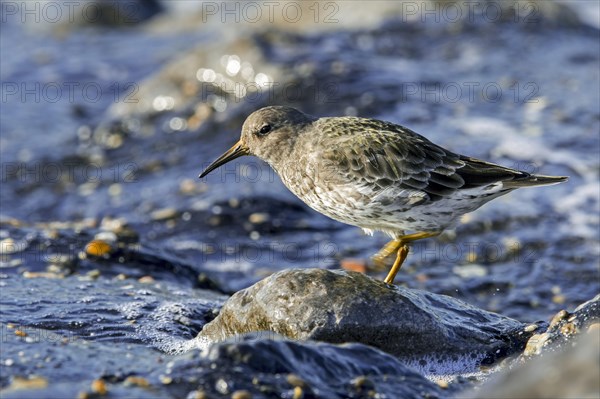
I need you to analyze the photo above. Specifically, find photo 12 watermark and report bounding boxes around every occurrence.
[1,81,139,104]
[1,323,80,345]
[0,1,541,26]
[1,77,540,108]
[198,159,277,184]
[1,162,139,184]
[396,1,539,23]
[396,81,540,104]
[1,1,149,25]
[196,79,541,107]
[200,1,339,24]
[198,240,340,264]
[410,240,537,265]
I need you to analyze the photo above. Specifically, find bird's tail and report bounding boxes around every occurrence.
[503,174,569,189]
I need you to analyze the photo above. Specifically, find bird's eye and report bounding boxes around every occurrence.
[258,124,272,135]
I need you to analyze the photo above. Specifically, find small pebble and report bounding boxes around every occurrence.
[231,390,252,399]
[87,270,101,279]
[108,183,122,197]
[23,271,63,279]
[549,309,569,327]
[560,322,578,336]
[138,276,155,284]
[9,376,48,390]
[465,251,477,263]
[286,373,306,388]
[0,238,22,254]
[91,379,107,395]
[151,208,179,221]
[47,264,63,273]
[340,258,367,273]
[552,294,566,304]
[249,231,260,240]
[106,134,123,148]
[436,380,449,389]
[160,376,173,385]
[78,182,99,196]
[551,285,562,295]
[179,179,198,195]
[351,376,374,390]
[0,259,22,268]
[502,236,521,253]
[523,333,550,356]
[124,376,150,387]
[524,323,538,332]
[215,378,228,394]
[249,213,269,224]
[453,264,487,278]
[85,240,112,257]
[186,390,208,399]
[94,231,117,243]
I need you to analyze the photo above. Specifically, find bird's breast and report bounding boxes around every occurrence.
[277,159,379,226]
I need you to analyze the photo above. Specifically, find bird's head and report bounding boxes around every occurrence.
[199,106,315,178]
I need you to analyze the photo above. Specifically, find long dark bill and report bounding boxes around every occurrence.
[199,141,250,178]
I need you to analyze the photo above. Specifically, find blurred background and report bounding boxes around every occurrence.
[0,0,599,396]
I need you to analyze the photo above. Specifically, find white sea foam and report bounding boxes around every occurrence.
[457,117,593,177]
[403,352,501,384]
[554,180,600,240]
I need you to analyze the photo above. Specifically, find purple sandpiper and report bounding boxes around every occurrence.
[200,106,568,284]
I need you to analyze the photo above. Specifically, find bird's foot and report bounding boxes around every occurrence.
[371,239,402,270]
[383,245,409,285]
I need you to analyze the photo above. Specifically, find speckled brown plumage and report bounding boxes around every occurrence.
[200,106,568,284]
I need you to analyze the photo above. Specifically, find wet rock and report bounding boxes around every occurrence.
[523,294,599,356]
[198,269,536,373]
[104,35,284,124]
[0,274,225,354]
[67,0,163,27]
[465,296,600,399]
[0,221,222,291]
[161,334,447,399]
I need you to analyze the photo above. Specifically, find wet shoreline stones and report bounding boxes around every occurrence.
[466,295,600,399]
[194,270,599,396]
[162,334,449,399]
[197,269,540,374]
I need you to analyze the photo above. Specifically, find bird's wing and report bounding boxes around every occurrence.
[318,117,529,201]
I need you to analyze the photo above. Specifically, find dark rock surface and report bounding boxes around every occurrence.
[0,323,166,399]
[198,269,540,374]
[522,294,599,357]
[465,296,600,399]
[468,333,599,399]
[0,332,448,399]
[162,334,449,399]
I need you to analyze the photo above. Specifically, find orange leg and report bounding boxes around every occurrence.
[372,239,402,270]
[383,245,409,285]
[376,231,441,285]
